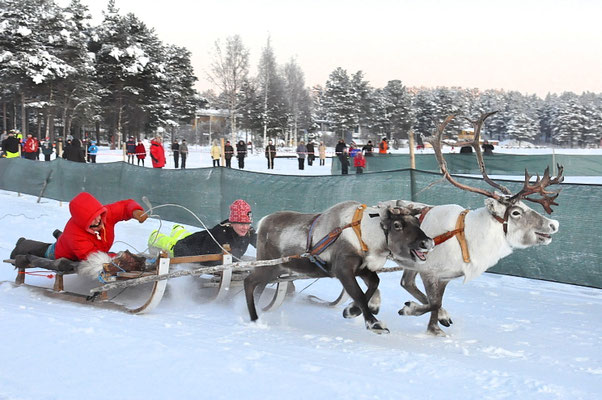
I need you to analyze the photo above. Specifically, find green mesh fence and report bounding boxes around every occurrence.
[1,157,600,288]
[332,153,602,175]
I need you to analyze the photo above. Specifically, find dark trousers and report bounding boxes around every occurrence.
[225,158,232,168]
[44,154,51,161]
[298,158,305,170]
[307,154,315,166]
[128,154,135,164]
[237,156,244,169]
[89,155,96,163]
[181,154,187,169]
[173,152,179,168]
[320,158,325,166]
[212,159,220,167]
[356,166,363,174]
[137,158,144,166]
[339,155,348,175]
[267,157,274,169]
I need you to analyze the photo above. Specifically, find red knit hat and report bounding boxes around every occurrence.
[229,199,252,223]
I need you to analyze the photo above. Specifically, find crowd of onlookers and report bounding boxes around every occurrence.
[2,130,398,174]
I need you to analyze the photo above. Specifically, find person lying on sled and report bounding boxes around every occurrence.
[148,199,256,265]
[10,192,148,264]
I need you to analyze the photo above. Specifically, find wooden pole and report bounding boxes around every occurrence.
[89,255,298,294]
[408,129,416,169]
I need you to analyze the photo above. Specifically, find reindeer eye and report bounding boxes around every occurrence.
[511,209,522,217]
[393,221,403,230]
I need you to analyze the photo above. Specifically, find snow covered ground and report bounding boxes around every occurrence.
[1,145,601,399]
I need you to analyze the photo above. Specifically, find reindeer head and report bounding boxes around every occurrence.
[380,203,434,264]
[425,113,563,249]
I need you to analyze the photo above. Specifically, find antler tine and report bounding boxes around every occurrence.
[426,115,502,201]
[511,164,565,214]
[462,111,512,196]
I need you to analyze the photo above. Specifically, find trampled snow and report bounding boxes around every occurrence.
[0,148,601,400]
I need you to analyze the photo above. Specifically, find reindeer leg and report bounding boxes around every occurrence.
[244,266,282,322]
[421,274,450,336]
[399,270,452,327]
[334,256,388,334]
[343,269,381,318]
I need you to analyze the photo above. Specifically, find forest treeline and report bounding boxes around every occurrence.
[1,0,600,147]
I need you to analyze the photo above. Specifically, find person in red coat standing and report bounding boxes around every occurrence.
[150,136,166,168]
[353,150,366,174]
[22,134,39,160]
[53,192,148,261]
[135,140,147,166]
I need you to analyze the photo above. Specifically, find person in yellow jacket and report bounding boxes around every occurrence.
[210,139,221,167]
[2,131,21,158]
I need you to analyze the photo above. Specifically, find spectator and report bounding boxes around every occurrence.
[265,139,276,169]
[460,145,473,154]
[210,139,221,167]
[22,134,39,160]
[236,140,247,169]
[482,140,494,155]
[296,141,307,170]
[354,150,366,174]
[88,140,98,163]
[135,140,146,166]
[180,139,188,168]
[335,139,349,174]
[1,131,20,158]
[126,137,136,164]
[62,138,86,162]
[318,141,326,166]
[349,142,360,158]
[224,140,234,168]
[10,192,147,263]
[171,139,180,168]
[363,140,374,156]
[41,137,53,161]
[378,137,388,154]
[150,136,166,168]
[306,141,316,166]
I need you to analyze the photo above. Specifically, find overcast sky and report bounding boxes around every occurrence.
[60,0,602,97]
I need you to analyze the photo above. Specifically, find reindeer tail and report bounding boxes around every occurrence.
[77,252,112,279]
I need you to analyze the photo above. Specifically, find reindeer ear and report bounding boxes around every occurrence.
[485,198,504,216]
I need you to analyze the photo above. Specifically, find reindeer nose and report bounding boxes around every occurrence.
[550,220,559,233]
[421,238,435,251]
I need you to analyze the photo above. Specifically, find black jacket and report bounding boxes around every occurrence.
[224,144,234,159]
[173,220,257,265]
[62,139,86,162]
[335,142,347,155]
[2,136,20,153]
[236,142,247,158]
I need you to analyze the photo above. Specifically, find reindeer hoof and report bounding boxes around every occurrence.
[366,321,389,334]
[343,304,361,319]
[438,308,453,327]
[398,301,419,316]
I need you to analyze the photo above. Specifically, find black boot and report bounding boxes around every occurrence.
[10,238,51,259]
[53,229,62,239]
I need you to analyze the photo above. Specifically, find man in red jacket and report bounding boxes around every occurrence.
[22,134,39,160]
[150,136,166,168]
[10,192,148,263]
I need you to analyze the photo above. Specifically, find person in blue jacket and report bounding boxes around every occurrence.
[88,140,98,163]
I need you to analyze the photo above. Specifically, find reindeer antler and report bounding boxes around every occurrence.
[425,114,504,201]
[509,165,564,214]
[461,111,512,195]
[427,112,564,214]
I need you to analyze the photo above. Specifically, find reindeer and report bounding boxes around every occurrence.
[391,112,564,335]
[244,200,434,334]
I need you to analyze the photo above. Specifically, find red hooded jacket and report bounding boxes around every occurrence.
[54,192,143,261]
[150,139,165,168]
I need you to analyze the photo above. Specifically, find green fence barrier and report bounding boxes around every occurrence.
[1,157,600,288]
[332,153,602,175]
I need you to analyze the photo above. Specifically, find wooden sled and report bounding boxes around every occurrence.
[3,253,169,314]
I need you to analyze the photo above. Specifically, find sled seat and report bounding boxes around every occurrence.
[4,255,80,292]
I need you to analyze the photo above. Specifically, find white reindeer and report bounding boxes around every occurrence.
[390,112,564,335]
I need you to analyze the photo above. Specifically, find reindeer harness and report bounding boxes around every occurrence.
[303,204,369,274]
[419,207,471,263]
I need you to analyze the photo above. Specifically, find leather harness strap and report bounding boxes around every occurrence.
[420,207,471,263]
[350,204,369,252]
